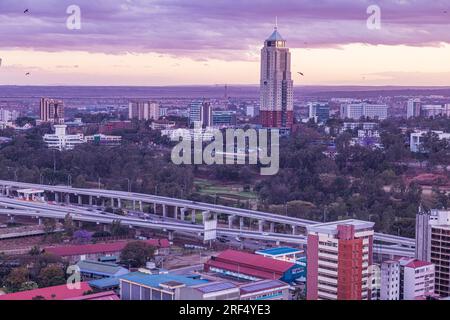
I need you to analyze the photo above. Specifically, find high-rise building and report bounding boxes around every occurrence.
[0,108,20,122]
[306,219,374,300]
[380,260,400,300]
[40,98,65,124]
[189,100,212,127]
[308,102,330,123]
[407,98,421,119]
[128,101,160,121]
[415,208,450,297]
[340,103,388,120]
[259,24,293,129]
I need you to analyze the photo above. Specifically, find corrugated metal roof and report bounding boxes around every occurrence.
[240,279,289,294]
[212,250,294,273]
[0,282,92,300]
[77,260,129,277]
[44,239,169,257]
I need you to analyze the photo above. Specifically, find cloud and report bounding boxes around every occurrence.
[1,0,450,60]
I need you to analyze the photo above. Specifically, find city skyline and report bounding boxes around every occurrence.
[1,1,450,86]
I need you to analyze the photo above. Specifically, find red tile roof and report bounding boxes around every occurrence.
[44,239,169,257]
[0,282,92,300]
[205,250,294,279]
[65,291,119,300]
[405,259,433,269]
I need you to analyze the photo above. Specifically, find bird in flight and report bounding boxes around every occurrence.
[25,72,31,76]
[24,9,29,13]
[297,72,305,76]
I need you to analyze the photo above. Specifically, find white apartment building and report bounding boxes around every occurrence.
[340,103,388,120]
[409,130,450,153]
[380,260,400,300]
[398,258,435,300]
[407,98,421,119]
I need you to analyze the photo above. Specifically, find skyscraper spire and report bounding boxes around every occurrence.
[275,16,278,30]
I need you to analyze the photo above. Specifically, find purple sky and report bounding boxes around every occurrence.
[1,1,450,85]
[1,0,450,59]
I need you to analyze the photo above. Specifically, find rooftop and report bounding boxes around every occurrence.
[266,28,285,42]
[307,219,374,235]
[255,247,303,257]
[0,282,92,300]
[77,260,129,277]
[44,239,169,256]
[89,277,120,289]
[240,279,289,294]
[119,272,207,289]
[66,291,119,301]
[191,281,238,294]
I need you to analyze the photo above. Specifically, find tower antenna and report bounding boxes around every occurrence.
[275,16,278,30]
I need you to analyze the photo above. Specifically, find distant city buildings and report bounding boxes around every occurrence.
[259,25,293,129]
[0,108,20,122]
[189,100,212,127]
[246,105,259,118]
[340,103,388,120]
[421,104,450,118]
[308,102,330,123]
[39,98,65,124]
[99,121,134,135]
[151,119,176,131]
[410,130,450,153]
[306,219,374,300]
[212,110,237,128]
[381,260,401,300]
[128,101,160,121]
[407,98,422,119]
[415,209,450,297]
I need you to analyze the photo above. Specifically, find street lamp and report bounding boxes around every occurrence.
[14,169,18,182]
[126,178,131,193]
[40,173,44,185]
[67,174,72,187]
[98,177,101,189]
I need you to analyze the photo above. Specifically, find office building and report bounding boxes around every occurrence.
[189,100,212,127]
[410,130,450,153]
[306,219,375,300]
[39,98,65,124]
[212,110,236,128]
[421,104,450,118]
[85,134,122,146]
[43,125,85,151]
[407,98,421,119]
[340,103,388,120]
[308,102,330,123]
[128,101,160,121]
[259,24,294,129]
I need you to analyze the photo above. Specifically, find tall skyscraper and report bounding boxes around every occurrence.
[415,208,450,297]
[407,98,421,119]
[259,24,293,129]
[128,101,160,121]
[306,220,374,300]
[40,98,65,124]
[189,100,212,128]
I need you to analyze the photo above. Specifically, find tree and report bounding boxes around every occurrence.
[64,213,75,236]
[19,281,38,292]
[28,246,41,256]
[5,268,29,292]
[37,265,65,288]
[73,230,92,244]
[111,220,128,237]
[43,218,57,236]
[120,241,155,268]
